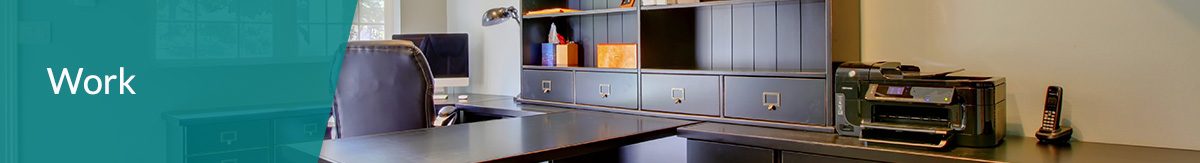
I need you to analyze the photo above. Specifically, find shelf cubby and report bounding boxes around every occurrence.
[640,0,831,73]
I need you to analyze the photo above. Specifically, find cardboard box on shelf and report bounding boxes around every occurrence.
[598,43,637,69]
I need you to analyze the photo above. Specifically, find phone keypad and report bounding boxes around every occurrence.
[1041,110,1058,131]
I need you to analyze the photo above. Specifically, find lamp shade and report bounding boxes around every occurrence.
[482,6,520,26]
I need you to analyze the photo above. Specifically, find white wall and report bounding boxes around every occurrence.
[862,0,1200,150]
[447,0,522,96]
[399,0,447,33]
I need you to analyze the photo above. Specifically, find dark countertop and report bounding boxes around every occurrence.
[678,122,1200,163]
[317,110,698,163]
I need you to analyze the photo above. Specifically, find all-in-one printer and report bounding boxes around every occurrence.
[834,61,1007,148]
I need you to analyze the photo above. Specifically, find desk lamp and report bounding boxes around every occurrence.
[482,6,520,26]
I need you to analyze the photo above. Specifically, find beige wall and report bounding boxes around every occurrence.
[399,0,448,33]
[447,0,523,96]
[862,0,1200,150]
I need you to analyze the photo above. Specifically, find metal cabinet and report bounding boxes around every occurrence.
[521,70,575,103]
[641,74,721,116]
[687,140,774,163]
[186,120,273,155]
[724,76,827,125]
[781,151,880,163]
[575,72,638,109]
[187,148,271,163]
[274,115,329,144]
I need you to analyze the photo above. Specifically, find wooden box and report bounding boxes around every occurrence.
[598,43,637,69]
[555,43,578,67]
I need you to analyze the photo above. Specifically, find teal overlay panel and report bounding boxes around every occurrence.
[3,0,357,162]
[3,0,19,162]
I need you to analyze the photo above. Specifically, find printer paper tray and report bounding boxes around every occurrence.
[861,124,952,148]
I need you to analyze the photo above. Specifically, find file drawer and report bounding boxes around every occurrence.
[521,70,575,103]
[187,147,270,163]
[274,115,329,144]
[641,74,721,116]
[687,140,774,163]
[575,72,638,109]
[724,76,826,125]
[782,151,880,163]
[186,120,272,155]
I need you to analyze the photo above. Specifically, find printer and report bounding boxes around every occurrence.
[834,61,1006,148]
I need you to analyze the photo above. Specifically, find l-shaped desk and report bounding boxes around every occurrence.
[295,94,1200,163]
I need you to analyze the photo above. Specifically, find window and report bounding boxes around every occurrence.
[153,0,396,62]
[348,0,392,41]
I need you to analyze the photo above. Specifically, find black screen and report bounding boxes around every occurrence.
[876,85,913,98]
[393,33,469,78]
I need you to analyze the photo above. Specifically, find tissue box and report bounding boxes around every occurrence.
[555,43,578,67]
[597,43,637,69]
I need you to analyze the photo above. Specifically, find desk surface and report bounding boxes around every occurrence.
[316,110,697,163]
[679,122,1200,163]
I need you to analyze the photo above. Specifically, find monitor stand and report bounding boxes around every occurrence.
[433,87,468,100]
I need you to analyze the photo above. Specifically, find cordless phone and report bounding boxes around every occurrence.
[1039,86,1063,132]
[1036,86,1073,143]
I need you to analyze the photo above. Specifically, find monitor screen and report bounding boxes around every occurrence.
[393,33,469,78]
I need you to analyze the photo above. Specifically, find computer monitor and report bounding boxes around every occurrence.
[393,33,469,88]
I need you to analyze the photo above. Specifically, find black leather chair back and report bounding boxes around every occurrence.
[333,40,434,138]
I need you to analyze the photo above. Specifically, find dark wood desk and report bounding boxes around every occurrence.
[314,110,697,163]
[678,122,1200,163]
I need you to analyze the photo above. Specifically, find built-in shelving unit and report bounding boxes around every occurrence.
[517,0,860,132]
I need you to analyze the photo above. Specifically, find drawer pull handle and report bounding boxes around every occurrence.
[671,88,686,104]
[541,80,552,93]
[763,92,781,111]
[220,159,238,163]
[219,131,238,145]
[599,84,611,98]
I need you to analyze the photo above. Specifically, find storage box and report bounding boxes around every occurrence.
[555,43,578,67]
[541,43,556,66]
[597,43,637,69]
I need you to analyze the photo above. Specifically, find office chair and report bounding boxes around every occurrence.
[331,40,458,139]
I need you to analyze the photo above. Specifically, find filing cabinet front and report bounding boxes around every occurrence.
[274,115,330,144]
[641,74,721,116]
[575,72,638,109]
[187,148,270,163]
[521,70,575,103]
[186,120,273,155]
[724,76,827,125]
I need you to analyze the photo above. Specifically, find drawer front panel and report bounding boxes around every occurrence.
[724,76,826,125]
[186,120,272,155]
[274,115,330,144]
[575,72,638,109]
[687,140,774,163]
[187,147,271,163]
[782,151,880,163]
[521,70,575,103]
[641,74,721,116]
